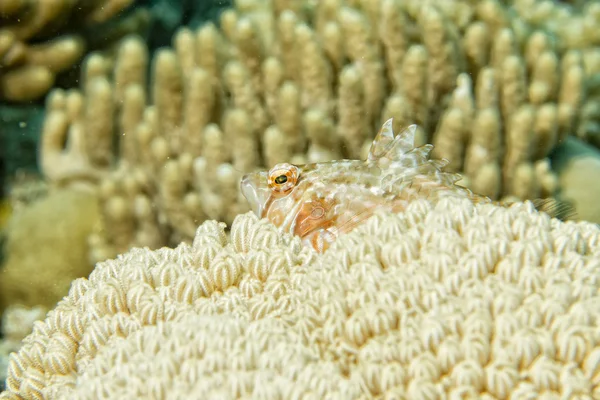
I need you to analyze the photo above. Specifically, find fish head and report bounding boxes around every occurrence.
[240,162,307,225]
[241,160,366,237]
[240,169,271,218]
[241,118,411,224]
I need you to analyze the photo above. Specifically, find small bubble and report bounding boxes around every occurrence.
[19,121,26,128]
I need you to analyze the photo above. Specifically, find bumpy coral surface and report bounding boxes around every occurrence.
[1,197,599,399]
[0,305,47,389]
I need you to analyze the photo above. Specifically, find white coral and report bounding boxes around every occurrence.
[1,197,600,399]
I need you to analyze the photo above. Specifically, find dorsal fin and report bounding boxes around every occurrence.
[430,159,450,169]
[368,119,417,162]
[408,144,433,159]
[446,172,463,184]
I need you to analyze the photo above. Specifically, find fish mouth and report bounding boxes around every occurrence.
[240,173,269,217]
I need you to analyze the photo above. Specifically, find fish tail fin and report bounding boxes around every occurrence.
[530,198,577,221]
[494,198,576,221]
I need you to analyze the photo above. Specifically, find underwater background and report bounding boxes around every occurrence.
[0,0,599,397]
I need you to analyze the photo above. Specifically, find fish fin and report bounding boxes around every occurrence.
[430,159,450,169]
[531,198,576,221]
[408,144,433,159]
[334,205,378,235]
[368,118,395,161]
[446,172,463,185]
[368,119,417,161]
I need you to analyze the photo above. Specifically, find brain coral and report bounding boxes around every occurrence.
[1,197,599,399]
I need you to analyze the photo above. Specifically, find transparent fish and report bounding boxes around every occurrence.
[241,119,572,253]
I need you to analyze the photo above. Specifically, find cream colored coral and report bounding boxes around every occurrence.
[2,197,599,399]
[0,0,147,102]
[40,0,600,263]
[0,306,47,343]
[39,69,113,187]
[553,137,600,224]
[0,306,47,392]
[0,188,101,311]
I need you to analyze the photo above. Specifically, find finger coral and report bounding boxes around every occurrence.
[1,197,599,399]
[37,0,600,263]
[0,0,149,102]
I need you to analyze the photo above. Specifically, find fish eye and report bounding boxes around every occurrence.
[268,163,299,193]
[274,175,288,184]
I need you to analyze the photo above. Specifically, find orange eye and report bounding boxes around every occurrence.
[268,163,299,193]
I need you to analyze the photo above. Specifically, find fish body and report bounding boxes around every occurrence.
[240,119,571,253]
